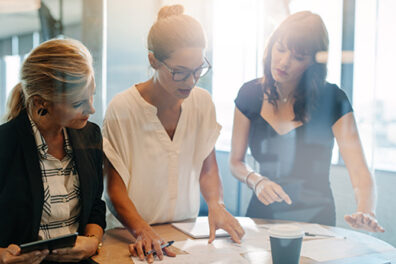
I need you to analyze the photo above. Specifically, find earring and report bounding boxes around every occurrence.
[38,108,48,116]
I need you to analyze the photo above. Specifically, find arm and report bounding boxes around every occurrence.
[333,112,384,232]
[199,149,245,243]
[104,157,175,262]
[229,107,291,205]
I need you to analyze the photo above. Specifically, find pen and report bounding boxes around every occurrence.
[145,240,174,256]
[304,232,346,239]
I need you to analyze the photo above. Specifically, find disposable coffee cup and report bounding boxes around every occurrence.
[268,224,304,264]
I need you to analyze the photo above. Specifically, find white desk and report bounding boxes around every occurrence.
[92,217,394,263]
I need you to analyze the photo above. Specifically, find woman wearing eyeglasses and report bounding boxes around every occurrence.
[102,5,244,263]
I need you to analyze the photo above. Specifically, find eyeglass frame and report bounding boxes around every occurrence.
[158,57,212,82]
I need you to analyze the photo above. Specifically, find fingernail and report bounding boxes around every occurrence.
[52,250,58,254]
[35,251,41,256]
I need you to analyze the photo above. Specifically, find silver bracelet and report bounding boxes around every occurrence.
[244,171,255,187]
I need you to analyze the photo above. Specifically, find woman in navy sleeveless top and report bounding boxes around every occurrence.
[230,11,384,232]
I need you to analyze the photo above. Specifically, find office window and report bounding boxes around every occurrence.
[4,55,20,99]
[354,0,396,171]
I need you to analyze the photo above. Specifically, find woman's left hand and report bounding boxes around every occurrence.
[344,212,385,233]
[207,202,245,244]
[45,235,99,262]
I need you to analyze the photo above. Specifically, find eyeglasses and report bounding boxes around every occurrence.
[159,57,212,82]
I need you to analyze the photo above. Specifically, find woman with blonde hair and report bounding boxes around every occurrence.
[103,4,244,263]
[0,38,106,263]
[230,11,383,232]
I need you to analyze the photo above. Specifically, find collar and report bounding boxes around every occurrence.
[28,115,73,160]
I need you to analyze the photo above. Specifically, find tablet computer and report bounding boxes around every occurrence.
[19,232,78,254]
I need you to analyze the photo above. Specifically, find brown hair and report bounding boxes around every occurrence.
[147,4,206,61]
[262,11,329,122]
[4,38,93,121]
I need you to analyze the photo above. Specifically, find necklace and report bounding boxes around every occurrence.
[276,86,289,103]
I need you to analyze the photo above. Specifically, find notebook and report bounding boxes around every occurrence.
[171,217,229,239]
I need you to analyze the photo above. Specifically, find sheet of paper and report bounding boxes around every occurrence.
[319,248,396,264]
[132,239,250,264]
[132,253,249,264]
[257,223,341,240]
[171,217,229,239]
[301,237,393,262]
[171,217,258,239]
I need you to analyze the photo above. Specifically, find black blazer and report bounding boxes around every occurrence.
[0,110,106,247]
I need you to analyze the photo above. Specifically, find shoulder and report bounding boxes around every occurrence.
[314,82,353,125]
[0,117,23,161]
[239,78,263,95]
[0,119,18,149]
[234,78,263,119]
[320,82,350,100]
[0,118,16,137]
[235,78,263,104]
[106,85,137,114]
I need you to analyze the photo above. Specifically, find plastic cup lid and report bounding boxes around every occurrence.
[268,224,304,239]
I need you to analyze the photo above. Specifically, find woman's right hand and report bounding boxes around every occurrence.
[254,177,292,206]
[0,245,48,264]
[129,224,176,263]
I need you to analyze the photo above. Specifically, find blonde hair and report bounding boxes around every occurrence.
[147,4,206,61]
[4,38,94,121]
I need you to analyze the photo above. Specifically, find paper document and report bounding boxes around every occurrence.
[301,237,394,262]
[132,239,249,264]
[171,217,229,239]
[257,223,340,240]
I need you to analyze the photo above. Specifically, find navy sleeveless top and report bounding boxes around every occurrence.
[235,78,353,226]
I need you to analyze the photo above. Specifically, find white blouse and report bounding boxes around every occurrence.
[103,85,221,227]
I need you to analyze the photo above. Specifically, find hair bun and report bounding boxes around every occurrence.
[157,4,184,20]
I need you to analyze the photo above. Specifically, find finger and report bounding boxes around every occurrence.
[135,241,145,261]
[367,220,379,232]
[33,254,48,264]
[208,220,216,244]
[146,253,154,264]
[355,213,365,226]
[344,214,358,225]
[4,249,42,263]
[7,244,21,256]
[52,247,73,255]
[274,186,292,205]
[234,221,245,239]
[362,214,371,225]
[223,225,241,244]
[163,246,176,257]
[368,218,385,233]
[29,253,44,264]
[10,251,39,263]
[129,244,137,257]
[257,193,270,205]
[228,218,245,239]
[376,224,385,232]
[153,240,163,260]
[143,240,154,263]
